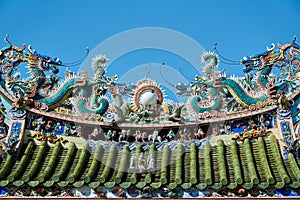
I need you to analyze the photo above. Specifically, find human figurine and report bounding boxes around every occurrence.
[247,119,257,130]
[261,120,271,130]
[34,117,45,132]
[135,129,142,142]
[156,134,162,143]
[224,124,232,134]
[64,123,77,136]
[212,125,219,136]
[148,129,161,143]
[118,129,127,142]
[186,128,193,141]
[126,129,132,142]
[77,126,82,137]
[149,129,155,143]
[193,128,198,139]
[141,131,147,142]
[167,129,175,141]
[183,128,189,140]
[112,130,117,141]
[194,128,204,139]
[91,127,100,140]
[54,122,62,132]
[147,153,155,170]
[105,129,114,141]
[178,130,184,141]
[129,153,136,170]
[138,153,145,172]
[44,120,53,133]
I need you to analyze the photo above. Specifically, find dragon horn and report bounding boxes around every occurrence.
[28,45,36,54]
[267,43,275,51]
[4,34,12,46]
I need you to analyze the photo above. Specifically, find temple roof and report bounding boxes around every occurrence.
[0,134,299,191]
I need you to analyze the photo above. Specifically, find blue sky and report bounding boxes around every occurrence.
[0,0,300,100]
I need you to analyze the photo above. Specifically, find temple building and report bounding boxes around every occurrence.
[0,35,300,197]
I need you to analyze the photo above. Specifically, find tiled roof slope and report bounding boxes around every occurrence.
[0,135,299,191]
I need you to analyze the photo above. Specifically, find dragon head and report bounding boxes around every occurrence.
[26,45,63,75]
[241,56,263,74]
[241,43,277,75]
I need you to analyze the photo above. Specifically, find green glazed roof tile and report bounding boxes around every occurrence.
[1,136,299,191]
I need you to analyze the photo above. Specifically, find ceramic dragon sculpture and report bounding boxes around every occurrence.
[70,55,117,116]
[0,38,66,109]
[0,36,115,116]
[186,38,300,116]
[109,85,132,122]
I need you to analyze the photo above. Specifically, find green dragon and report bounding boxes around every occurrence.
[188,39,300,114]
[42,55,116,115]
[0,38,114,116]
